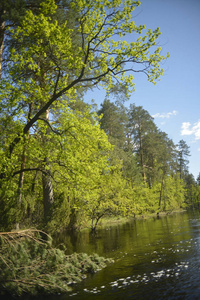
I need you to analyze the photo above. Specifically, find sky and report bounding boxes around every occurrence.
[86,0,200,179]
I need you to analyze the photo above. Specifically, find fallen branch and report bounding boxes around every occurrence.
[0,229,113,296]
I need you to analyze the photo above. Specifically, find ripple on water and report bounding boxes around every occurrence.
[72,261,190,296]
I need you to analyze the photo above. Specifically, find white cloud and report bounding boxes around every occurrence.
[181,122,193,135]
[181,120,200,140]
[152,110,178,119]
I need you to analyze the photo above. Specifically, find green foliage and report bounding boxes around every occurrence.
[2,0,158,229]
[97,101,188,217]
[0,101,115,230]
[0,0,194,233]
[98,100,128,147]
[86,166,134,230]
[177,139,190,180]
[0,230,113,296]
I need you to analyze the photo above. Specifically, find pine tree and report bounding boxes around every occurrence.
[177,139,190,180]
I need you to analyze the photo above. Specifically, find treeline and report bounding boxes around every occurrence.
[98,100,200,213]
[0,0,199,233]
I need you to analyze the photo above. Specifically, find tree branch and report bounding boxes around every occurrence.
[12,168,47,177]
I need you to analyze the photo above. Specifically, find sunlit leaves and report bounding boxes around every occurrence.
[0,0,172,230]
[5,0,169,130]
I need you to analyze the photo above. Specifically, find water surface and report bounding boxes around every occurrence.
[39,211,200,299]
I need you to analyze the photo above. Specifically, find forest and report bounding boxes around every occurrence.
[1,0,200,296]
[0,0,200,234]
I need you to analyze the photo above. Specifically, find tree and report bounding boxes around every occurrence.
[177,139,190,180]
[98,99,127,148]
[0,102,116,231]
[2,0,168,156]
[98,100,142,183]
[197,173,200,186]
[0,0,168,228]
[0,0,47,78]
[127,104,157,181]
[184,173,196,206]
[98,99,128,167]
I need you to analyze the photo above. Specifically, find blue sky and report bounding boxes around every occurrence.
[86,0,200,179]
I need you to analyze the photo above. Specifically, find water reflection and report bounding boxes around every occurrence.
[37,211,200,299]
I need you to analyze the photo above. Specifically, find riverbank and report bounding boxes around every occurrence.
[94,209,187,229]
[0,209,187,297]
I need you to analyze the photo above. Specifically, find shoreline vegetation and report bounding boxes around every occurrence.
[82,208,187,230]
[0,229,113,297]
[0,209,189,297]
[0,0,199,297]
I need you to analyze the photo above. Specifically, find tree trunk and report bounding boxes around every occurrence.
[42,109,54,223]
[16,104,32,229]
[42,163,54,222]
[159,175,165,209]
[16,150,26,230]
[139,125,146,182]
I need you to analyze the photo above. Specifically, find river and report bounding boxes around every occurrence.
[36,210,200,299]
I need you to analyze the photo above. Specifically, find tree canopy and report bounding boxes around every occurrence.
[0,0,198,233]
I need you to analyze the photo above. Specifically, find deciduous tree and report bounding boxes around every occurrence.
[0,0,169,229]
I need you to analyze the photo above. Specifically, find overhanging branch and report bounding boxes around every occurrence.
[12,168,47,177]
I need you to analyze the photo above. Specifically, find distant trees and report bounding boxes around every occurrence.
[177,139,190,180]
[98,100,127,149]
[197,173,200,186]
[127,104,157,182]
[98,101,186,214]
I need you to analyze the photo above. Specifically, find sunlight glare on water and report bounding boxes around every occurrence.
[33,211,200,300]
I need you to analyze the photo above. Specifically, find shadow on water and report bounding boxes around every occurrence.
[6,210,200,299]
